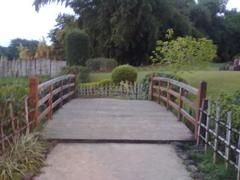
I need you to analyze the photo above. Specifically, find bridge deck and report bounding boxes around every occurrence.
[42,98,194,142]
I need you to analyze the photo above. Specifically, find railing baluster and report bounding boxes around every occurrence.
[29,76,39,126]
[47,84,53,120]
[196,81,207,139]
[178,88,183,121]
[166,81,171,110]
[225,111,232,169]
[213,106,220,164]
[204,101,211,152]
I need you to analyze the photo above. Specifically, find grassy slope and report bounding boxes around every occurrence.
[89,64,240,97]
[181,71,240,97]
[0,76,50,86]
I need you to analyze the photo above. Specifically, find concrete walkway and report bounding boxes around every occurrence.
[35,143,191,180]
[42,98,194,141]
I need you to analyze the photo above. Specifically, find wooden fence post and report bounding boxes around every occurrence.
[29,76,39,126]
[0,105,5,152]
[158,80,161,104]
[178,88,184,121]
[204,101,211,152]
[196,81,207,139]
[225,112,232,169]
[47,85,53,120]
[166,82,171,110]
[213,106,220,164]
[150,77,154,100]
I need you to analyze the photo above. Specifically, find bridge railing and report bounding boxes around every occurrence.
[29,74,76,125]
[0,75,76,153]
[150,76,207,139]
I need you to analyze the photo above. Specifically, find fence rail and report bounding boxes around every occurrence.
[78,81,147,100]
[150,76,207,139]
[0,59,66,77]
[0,74,76,153]
[198,100,240,179]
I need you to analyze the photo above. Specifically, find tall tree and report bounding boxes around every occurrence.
[48,13,78,60]
[7,39,39,60]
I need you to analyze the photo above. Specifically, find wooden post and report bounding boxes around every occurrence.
[196,81,207,139]
[178,88,183,121]
[237,134,240,180]
[158,80,161,104]
[24,97,30,135]
[166,82,171,110]
[0,105,5,152]
[150,77,154,100]
[225,112,232,169]
[213,106,220,164]
[29,76,39,126]
[47,85,53,120]
[60,80,64,107]
[197,99,208,145]
[204,101,211,152]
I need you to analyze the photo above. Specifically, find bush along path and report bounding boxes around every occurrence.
[0,134,51,180]
[174,142,237,180]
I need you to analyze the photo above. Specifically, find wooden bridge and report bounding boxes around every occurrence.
[28,75,207,143]
[4,75,240,180]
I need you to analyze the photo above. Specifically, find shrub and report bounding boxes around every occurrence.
[0,134,47,179]
[79,79,112,87]
[219,63,230,71]
[111,65,137,84]
[151,29,217,72]
[65,29,89,66]
[86,57,118,72]
[61,66,90,83]
[212,91,240,128]
[141,72,187,98]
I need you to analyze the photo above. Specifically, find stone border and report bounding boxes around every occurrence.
[173,142,205,180]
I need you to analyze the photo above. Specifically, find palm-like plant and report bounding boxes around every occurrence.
[33,0,71,11]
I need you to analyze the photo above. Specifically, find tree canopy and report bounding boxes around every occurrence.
[33,0,240,64]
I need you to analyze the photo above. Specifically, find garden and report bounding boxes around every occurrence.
[0,0,240,179]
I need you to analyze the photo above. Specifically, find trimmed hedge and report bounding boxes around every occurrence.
[61,66,90,83]
[86,57,118,72]
[111,65,137,84]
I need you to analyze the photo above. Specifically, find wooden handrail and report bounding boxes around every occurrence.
[29,74,76,124]
[150,76,207,139]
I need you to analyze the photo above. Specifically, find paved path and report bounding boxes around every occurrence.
[35,143,191,180]
[42,98,194,141]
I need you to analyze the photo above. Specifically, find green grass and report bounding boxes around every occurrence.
[89,65,240,97]
[181,71,240,97]
[189,147,236,180]
[0,76,50,86]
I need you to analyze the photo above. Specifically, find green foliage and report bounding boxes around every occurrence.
[141,72,187,99]
[79,79,112,87]
[211,91,240,128]
[30,0,240,63]
[189,148,236,180]
[151,34,217,71]
[61,65,90,83]
[0,134,47,180]
[111,65,137,84]
[86,57,118,72]
[7,39,39,60]
[65,29,89,66]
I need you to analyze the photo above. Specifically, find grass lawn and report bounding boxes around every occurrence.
[181,71,240,97]
[90,68,240,97]
[0,76,50,86]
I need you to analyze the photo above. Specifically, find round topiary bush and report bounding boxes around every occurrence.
[111,65,137,84]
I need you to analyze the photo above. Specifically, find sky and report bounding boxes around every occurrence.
[0,0,239,47]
